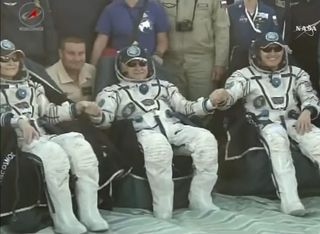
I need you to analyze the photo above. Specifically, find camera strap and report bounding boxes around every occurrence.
[129,0,149,44]
[176,0,198,23]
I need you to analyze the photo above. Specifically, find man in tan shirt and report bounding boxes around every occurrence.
[47,37,96,102]
[160,0,230,100]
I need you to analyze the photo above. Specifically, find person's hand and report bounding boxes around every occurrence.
[18,118,39,145]
[76,101,102,117]
[295,109,312,135]
[152,54,163,65]
[211,66,226,85]
[85,102,102,117]
[75,101,87,115]
[209,88,229,107]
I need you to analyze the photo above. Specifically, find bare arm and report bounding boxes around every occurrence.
[90,34,109,66]
[154,32,168,56]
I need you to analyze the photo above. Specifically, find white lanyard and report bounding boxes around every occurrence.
[245,4,261,33]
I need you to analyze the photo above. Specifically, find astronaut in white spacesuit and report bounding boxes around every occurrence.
[0,39,109,234]
[210,32,320,216]
[92,43,220,219]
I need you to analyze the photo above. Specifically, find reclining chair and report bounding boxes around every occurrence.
[94,55,194,210]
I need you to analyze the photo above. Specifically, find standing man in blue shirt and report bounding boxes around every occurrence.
[91,0,170,66]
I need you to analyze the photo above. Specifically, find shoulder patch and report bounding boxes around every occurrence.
[225,81,234,89]
[98,99,105,107]
[0,104,11,113]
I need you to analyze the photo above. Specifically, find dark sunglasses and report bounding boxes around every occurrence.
[260,45,283,53]
[126,59,148,68]
[0,55,20,63]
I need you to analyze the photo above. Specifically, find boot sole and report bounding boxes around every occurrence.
[88,228,109,233]
[288,209,307,217]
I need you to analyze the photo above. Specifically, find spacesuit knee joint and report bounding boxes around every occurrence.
[61,133,98,169]
[41,142,70,175]
[265,128,290,153]
[143,136,173,163]
[191,130,218,165]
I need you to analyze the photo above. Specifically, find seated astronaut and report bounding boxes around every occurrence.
[0,39,109,234]
[91,43,220,219]
[210,32,320,216]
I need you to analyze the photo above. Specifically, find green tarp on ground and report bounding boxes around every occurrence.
[1,193,319,234]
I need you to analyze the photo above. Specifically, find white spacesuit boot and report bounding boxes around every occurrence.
[271,154,306,216]
[188,167,220,211]
[188,133,220,211]
[75,168,109,232]
[46,171,87,234]
[145,160,174,219]
[50,133,109,232]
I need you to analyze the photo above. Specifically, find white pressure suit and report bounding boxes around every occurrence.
[93,75,219,219]
[221,58,320,215]
[0,72,108,234]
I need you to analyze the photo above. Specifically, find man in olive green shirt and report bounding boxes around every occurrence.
[160,0,230,100]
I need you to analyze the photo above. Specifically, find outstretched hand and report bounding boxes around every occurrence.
[18,118,39,145]
[75,101,102,117]
[296,109,312,135]
[209,88,229,107]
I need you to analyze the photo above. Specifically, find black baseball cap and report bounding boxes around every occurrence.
[0,39,25,58]
[255,32,284,49]
[119,43,148,65]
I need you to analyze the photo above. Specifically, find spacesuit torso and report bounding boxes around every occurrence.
[225,65,320,126]
[0,76,74,140]
[95,78,213,133]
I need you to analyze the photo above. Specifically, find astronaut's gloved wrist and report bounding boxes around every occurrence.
[70,103,81,118]
[302,105,318,119]
[203,98,215,113]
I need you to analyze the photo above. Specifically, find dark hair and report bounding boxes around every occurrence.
[59,36,85,50]
[12,58,28,80]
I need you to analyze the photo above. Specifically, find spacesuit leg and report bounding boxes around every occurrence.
[137,130,174,219]
[287,120,320,170]
[261,123,306,216]
[52,132,109,232]
[22,137,87,234]
[170,125,219,211]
